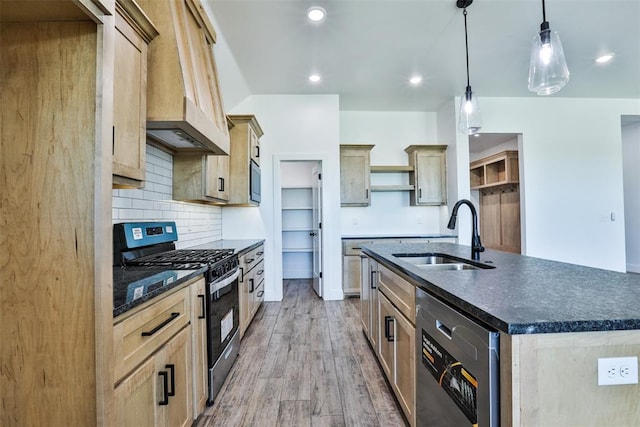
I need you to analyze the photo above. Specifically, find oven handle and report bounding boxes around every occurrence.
[209,268,240,294]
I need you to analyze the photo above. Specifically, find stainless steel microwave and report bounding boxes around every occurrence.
[250,160,261,204]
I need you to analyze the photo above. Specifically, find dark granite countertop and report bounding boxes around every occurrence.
[342,234,457,240]
[113,239,264,318]
[113,266,206,318]
[361,242,640,335]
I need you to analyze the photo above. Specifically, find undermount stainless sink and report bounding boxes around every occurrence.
[392,253,494,271]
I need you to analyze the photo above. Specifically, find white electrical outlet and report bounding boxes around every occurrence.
[597,357,639,386]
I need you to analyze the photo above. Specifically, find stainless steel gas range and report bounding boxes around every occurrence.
[113,221,240,405]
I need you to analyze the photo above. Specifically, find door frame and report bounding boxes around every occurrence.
[273,153,329,298]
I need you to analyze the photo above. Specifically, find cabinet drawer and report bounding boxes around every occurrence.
[377,264,415,324]
[343,240,375,256]
[240,244,264,274]
[113,287,190,383]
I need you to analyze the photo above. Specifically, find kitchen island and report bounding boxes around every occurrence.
[362,242,640,427]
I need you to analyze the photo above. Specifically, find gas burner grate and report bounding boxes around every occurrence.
[131,249,235,267]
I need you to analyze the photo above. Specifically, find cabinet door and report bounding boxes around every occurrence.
[239,263,253,337]
[205,155,229,202]
[369,259,379,350]
[158,326,192,427]
[343,255,361,296]
[113,9,148,185]
[249,127,260,166]
[377,292,395,380]
[360,255,370,337]
[114,356,162,427]
[393,304,415,426]
[414,149,446,205]
[190,278,207,418]
[340,147,371,206]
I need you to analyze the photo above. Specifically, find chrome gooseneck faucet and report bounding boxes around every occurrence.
[447,199,485,260]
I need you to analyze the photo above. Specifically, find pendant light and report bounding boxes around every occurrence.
[457,0,481,135]
[528,0,570,95]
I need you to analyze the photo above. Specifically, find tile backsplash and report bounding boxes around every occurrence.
[112,144,222,248]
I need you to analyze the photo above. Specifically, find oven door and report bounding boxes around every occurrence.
[207,268,240,364]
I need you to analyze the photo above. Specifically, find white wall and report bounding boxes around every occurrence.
[113,145,223,248]
[450,97,640,271]
[223,95,342,301]
[339,111,450,236]
[622,118,640,272]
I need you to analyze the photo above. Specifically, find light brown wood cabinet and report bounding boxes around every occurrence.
[173,153,229,204]
[227,115,264,205]
[112,0,158,188]
[239,243,265,337]
[138,0,230,155]
[114,326,192,427]
[340,145,374,206]
[378,291,416,427]
[405,145,447,206]
[359,258,416,426]
[360,256,378,350]
[471,150,521,254]
[189,278,208,418]
[113,278,208,426]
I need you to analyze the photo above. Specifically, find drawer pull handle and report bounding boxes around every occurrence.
[158,371,169,405]
[370,270,377,289]
[141,312,179,337]
[198,295,206,319]
[257,269,264,276]
[166,364,176,397]
[249,278,255,293]
[256,251,264,256]
[257,290,264,298]
[384,316,395,342]
[246,258,255,264]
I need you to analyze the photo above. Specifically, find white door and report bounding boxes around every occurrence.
[311,163,323,297]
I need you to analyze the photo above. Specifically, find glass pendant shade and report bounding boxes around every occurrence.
[458,86,482,135]
[528,27,570,95]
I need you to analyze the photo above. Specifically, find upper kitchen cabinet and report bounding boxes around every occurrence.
[112,0,158,188]
[137,0,230,155]
[227,115,264,206]
[173,118,232,204]
[340,144,374,206]
[405,145,447,206]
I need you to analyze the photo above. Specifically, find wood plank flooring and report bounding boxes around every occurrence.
[197,279,407,427]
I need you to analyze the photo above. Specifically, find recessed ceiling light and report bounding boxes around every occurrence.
[307,7,326,23]
[409,75,423,85]
[309,74,321,83]
[595,53,615,64]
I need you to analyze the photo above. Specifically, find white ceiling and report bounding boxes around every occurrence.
[207,0,640,112]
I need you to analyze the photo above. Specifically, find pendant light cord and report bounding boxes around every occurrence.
[463,8,470,88]
[541,0,547,22]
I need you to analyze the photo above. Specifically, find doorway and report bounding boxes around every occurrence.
[279,160,324,297]
[468,133,524,254]
[621,115,640,273]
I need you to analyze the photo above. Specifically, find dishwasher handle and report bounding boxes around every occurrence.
[436,319,453,340]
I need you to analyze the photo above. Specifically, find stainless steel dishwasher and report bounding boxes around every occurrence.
[416,287,500,426]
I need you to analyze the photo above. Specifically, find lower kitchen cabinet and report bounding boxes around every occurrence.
[378,290,416,427]
[360,255,378,350]
[114,277,207,426]
[114,326,192,427]
[189,278,208,418]
[239,243,265,337]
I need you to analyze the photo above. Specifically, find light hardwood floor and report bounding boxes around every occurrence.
[197,279,407,427]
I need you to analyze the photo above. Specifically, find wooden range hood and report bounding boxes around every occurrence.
[139,0,230,155]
